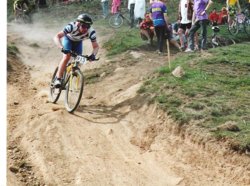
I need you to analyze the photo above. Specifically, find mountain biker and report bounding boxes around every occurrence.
[13,0,30,21]
[53,14,99,88]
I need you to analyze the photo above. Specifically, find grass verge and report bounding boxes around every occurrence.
[139,43,250,152]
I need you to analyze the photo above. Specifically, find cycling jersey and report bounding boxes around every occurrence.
[63,22,96,42]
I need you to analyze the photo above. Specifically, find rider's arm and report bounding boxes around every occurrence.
[53,31,65,49]
[91,41,99,56]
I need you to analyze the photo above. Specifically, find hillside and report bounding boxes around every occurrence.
[7,2,250,186]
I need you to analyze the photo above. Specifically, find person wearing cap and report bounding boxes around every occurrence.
[53,14,99,88]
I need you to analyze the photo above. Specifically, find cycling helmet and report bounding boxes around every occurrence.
[76,14,93,26]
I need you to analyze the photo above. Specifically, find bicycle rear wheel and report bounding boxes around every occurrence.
[50,67,62,103]
[243,18,250,36]
[65,69,84,113]
[109,14,123,28]
[228,18,239,36]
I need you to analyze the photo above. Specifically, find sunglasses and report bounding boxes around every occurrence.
[80,23,90,29]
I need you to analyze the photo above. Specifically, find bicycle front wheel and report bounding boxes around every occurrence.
[243,18,250,36]
[65,69,84,113]
[109,14,123,28]
[228,18,239,36]
[50,67,62,103]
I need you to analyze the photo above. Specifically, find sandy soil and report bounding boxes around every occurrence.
[7,20,250,186]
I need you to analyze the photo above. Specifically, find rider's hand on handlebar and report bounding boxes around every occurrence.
[88,54,96,61]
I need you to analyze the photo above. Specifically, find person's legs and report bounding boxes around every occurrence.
[178,28,185,48]
[187,22,200,50]
[103,1,109,18]
[158,26,166,53]
[200,20,208,50]
[140,30,150,40]
[154,26,161,51]
[129,3,135,28]
[56,37,72,79]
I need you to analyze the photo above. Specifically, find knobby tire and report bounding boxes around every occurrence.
[65,69,84,113]
[109,14,123,28]
[50,67,61,103]
[228,18,239,36]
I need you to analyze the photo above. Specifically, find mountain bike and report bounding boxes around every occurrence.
[109,11,131,28]
[50,51,98,113]
[228,8,250,36]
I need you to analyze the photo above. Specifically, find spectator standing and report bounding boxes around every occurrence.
[209,8,219,25]
[101,0,109,18]
[111,0,121,14]
[128,0,136,28]
[149,0,168,54]
[185,0,213,52]
[178,0,194,50]
[134,0,146,25]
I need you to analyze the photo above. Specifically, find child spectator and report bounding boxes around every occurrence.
[140,13,154,45]
[209,8,219,25]
[218,7,228,24]
[111,0,121,14]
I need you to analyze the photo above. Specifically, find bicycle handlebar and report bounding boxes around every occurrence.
[61,49,99,61]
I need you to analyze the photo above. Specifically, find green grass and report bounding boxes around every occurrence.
[103,28,145,56]
[139,43,250,151]
[7,44,19,56]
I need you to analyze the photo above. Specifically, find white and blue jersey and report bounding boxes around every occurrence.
[62,21,96,54]
[63,21,96,42]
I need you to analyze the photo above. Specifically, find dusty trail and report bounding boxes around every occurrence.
[7,21,250,186]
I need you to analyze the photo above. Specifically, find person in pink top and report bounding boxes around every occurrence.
[111,0,121,14]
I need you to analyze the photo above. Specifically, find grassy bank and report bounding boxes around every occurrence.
[139,43,250,152]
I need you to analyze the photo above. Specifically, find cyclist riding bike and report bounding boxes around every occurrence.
[13,0,30,21]
[53,14,100,88]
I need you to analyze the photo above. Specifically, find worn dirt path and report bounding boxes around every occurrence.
[7,21,250,186]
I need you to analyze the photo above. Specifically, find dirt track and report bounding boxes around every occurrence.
[7,21,250,186]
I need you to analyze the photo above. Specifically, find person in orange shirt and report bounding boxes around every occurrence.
[218,7,228,25]
[209,8,219,25]
[139,13,155,45]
